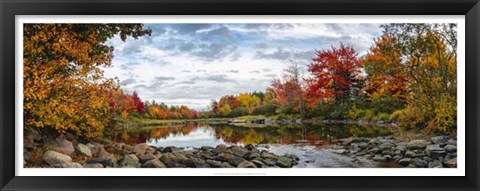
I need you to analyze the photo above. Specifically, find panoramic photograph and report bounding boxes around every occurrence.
[23,23,457,169]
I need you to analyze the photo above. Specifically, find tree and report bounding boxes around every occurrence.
[305,43,363,106]
[237,93,261,113]
[23,24,151,138]
[270,61,306,115]
[378,24,457,133]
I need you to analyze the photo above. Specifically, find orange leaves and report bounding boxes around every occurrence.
[24,24,150,139]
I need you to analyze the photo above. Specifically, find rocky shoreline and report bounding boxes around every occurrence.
[25,127,457,168]
[330,135,457,168]
[25,132,299,168]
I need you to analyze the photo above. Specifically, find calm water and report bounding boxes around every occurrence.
[113,122,393,167]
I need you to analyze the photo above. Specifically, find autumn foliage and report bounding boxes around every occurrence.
[24,23,457,139]
[306,43,363,106]
[24,24,151,138]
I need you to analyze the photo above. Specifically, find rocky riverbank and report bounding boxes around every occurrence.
[24,129,299,168]
[330,135,457,168]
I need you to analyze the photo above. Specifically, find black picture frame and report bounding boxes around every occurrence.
[1,0,479,190]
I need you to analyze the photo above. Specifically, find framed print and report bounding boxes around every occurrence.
[1,0,479,191]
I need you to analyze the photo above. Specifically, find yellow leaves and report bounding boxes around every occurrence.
[121,110,129,120]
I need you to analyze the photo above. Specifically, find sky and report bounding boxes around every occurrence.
[103,23,383,111]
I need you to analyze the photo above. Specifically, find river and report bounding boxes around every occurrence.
[112,122,394,168]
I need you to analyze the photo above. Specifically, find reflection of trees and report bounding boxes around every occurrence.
[211,123,393,145]
[115,123,200,144]
[114,122,393,146]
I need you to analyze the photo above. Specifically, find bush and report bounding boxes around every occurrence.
[362,109,376,121]
[372,112,390,122]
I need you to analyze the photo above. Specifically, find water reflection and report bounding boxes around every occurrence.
[114,122,393,148]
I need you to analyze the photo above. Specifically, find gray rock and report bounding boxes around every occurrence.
[206,159,223,168]
[191,158,210,168]
[139,153,156,163]
[145,146,157,155]
[407,140,429,150]
[260,151,278,160]
[75,143,92,157]
[244,144,256,150]
[373,155,387,162]
[405,150,426,158]
[444,158,457,168]
[51,136,75,155]
[333,149,347,154]
[142,159,166,168]
[201,146,214,151]
[228,156,246,166]
[197,150,215,159]
[233,148,250,158]
[237,161,257,168]
[426,145,447,159]
[378,142,395,151]
[133,143,150,156]
[428,160,443,168]
[244,152,260,160]
[83,163,104,168]
[212,144,227,154]
[368,148,380,154]
[52,162,82,168]
[86,148,117,167]
[382,150,392,156]
[162,146,184,154]
[398,158,412,166]
[395,145,407,152]
[431,136,449,144]
[444,145,457,153]
[412,158,428,168]
[251,159,265,168]
[447,139,457,145]
[118,154,141,168]
[262,158,277,166]
[276,156,293,168]
[220,162,234,168]
[43,151,72,165]
[215,153,235,162]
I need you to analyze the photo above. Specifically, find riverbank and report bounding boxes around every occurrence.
[24,128,299,168]
[329,135,457,168]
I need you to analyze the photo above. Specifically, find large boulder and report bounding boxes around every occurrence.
[138,153,156,163]
[260,151,278,160]
[444,145,457,153]
[134,143,150,156]
[212,144,227,154]
[425,145,447,159]
[118,154,141,168]
[276,156,293,168]
[142,159,166,168]
[407,140,429,150]
[43,151,72,165]
[50,136,75,155]
[75,143,92,157]
[378,142,395,151]
[85,148,117,167]
[398,158,412,166]
[233,148,250,158]
[237,161,256,168]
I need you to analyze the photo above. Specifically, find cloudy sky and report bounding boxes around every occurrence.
[103,23,383,111]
